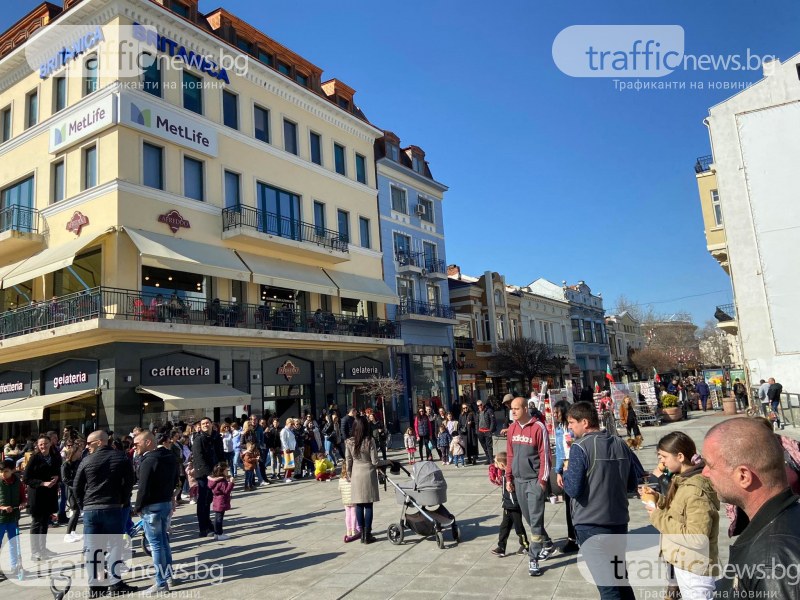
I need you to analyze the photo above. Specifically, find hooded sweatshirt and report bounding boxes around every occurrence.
[506,417,549,485]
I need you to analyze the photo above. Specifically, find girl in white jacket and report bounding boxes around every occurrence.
[280,419,296,483]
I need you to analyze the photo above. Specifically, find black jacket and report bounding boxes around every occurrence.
[715,489,800,599]
[134,447,179,513]
[341,414,355,439]
[23,452,62,517]
[192,432,217,478]
[74,446,135,511]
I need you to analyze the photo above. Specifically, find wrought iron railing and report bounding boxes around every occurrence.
[397,298,455,320]
[395,250,423,268]
[424,257,446,274]
[546,344,570,356]
[715,303,736,322]
[0,287,400,340]
[0,205,39,234]
[222,205,348,253]
[695,155,713,173]
[454,336,474,350]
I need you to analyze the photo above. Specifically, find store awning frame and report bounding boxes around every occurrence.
[322,270,399,305]
[0,389,99,423]
[236,251,338,296]
[136,384,250,411]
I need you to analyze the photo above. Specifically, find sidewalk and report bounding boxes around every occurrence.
[4,412,794,599]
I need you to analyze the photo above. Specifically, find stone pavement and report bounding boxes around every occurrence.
[3,412,798,600]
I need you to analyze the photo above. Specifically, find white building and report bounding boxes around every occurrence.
[605,311,646,380]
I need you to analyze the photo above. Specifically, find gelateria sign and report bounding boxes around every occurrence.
[42,359,99,395]
[343,356,384,380]
[49,94,117,153]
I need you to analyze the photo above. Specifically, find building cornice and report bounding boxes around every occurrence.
[377,158,448,193]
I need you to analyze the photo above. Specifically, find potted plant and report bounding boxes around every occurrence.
[660,394,682,422]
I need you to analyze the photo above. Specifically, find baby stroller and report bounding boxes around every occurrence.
[381,460,459,549]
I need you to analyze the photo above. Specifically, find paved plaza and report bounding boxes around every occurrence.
[3,413,798,600]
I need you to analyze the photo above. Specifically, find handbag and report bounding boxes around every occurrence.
[283,451,295,469]
[427,440,434,451]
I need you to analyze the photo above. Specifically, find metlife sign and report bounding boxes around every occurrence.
[49,94,117,154]
[119,92,218,157]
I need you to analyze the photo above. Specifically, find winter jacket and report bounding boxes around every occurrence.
[134,447,179,513]
[314,457,335,478]
[488,465,521,511]
[0,474,27,524]
[554,423,570,475]
[648,468,720,576]
[476,406,496,432]
[404,434,416,451]
[449,435,465,456]
[208,476,234,512]
[192,432,217,478]
[222,433,234,453]
[23,451,62,517]
[280,427,296,452]
[265,426,281,449]
[437,430,452,449]
[74,446,134,511]
[321,420,339,443]
[241,449,259,471]
[506,417,550,484]
[414,415,431,438]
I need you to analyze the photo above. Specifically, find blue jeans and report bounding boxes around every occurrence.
[244,470,255,488]
[142,501,172,588]
[0,522,21,570]
[83,507,125,587]
[575,524,636,600]
[453,455,464,467]
[225,451,236,477]
[324,439,336,464]
[771,399,782,427]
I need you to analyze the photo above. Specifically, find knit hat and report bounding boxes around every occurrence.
[502,393,514,405]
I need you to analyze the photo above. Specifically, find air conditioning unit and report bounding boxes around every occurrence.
[415,204,427,216]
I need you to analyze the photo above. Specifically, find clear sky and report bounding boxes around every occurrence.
[4,0,799,322]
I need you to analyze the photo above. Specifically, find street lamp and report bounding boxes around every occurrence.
[441,351,453,412]
[613,359,623,382]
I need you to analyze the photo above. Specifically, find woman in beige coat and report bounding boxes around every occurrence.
[345,416,380,544]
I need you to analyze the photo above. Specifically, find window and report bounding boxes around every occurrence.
[224,170,240,208]
[386,142,399,161]
[295,72,308,87]
[257,50,273,67]
[497,315,506,340]
[183,71,203,115]
[1,176,35,233]
[583,320,595,343]
[337,209,350,243]
[711,189,722,226]
[572,318,582,342]
[83,145,97,190]
[183,156,204,201]
[423,242,437,270]
[595,322,605,345]
[257,183,301,238]
[142,142,164,190]
[52,160,65,203]
[418,197,433,222]
[25,90,38,129]
[141,53,161,97]
[390,186,407,213]
[83,55,98,96]
[427,284,440,305]
[494,289,504,307]
[359,217,370,249]
[355,153,367,184]
[397,277,414,301]
[412,155,424,174]
[309,132,322,165]
[283,119,298,155]
[170,1,190,17]
[334,143,346,175]
[54,76,67,112]
[1,106,11,142]
[254,105,269,143]
[393,232,410,257]
[221,90,239,129]
[313,201,325,233]
[277,61,291,76]
[236,37,251,54]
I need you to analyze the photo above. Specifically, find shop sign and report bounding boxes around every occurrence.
[39,26,105,79]
[262,356,312,387]
[42,359,99,395]
[49,94,117,153]
[0,371,32,400]
[343,356,384,380]
[66,211,90,236]
[158,210,190,233]
[119,92,218,156]
[141,352,217,386]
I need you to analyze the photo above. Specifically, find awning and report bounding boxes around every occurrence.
[0,389,99,423]
[236,251,337,296]
[2,230,107,289]
[136,384,250,411]
[124,228,250,282]
[322,270,399,305]
[0,258,29,289]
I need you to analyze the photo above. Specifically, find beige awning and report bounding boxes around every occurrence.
[0,258,29,289]
[236,251,337,296]
[136,384,250,411]
[0,389,99,423]
[322,270,399,305]
[2,230,107,288]
[125,228,250,282]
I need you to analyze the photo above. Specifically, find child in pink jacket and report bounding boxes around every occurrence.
[208,462,235,542]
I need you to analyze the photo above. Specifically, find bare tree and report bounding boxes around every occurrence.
[491,338,552,394]
[698,320,732,366]
[359,376,405,429]
[630,347,673,375]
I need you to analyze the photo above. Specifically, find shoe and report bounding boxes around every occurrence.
[284,478,293,483]
[141,584,169,597]
[215,534,230,541]
[516,546,528,555]
[490,547,505,557]
[528,558,542,577]
[64,532,82,543]
[41,548,58,559]
[89,586,109,598]
[344,533,360,543]
[364,528,377,544]
[207,532,216,538]
[562,540,580,553]
[198,532,209,539]
[537,542,556,561]
[189,499,197,505]
[108,581,138,595]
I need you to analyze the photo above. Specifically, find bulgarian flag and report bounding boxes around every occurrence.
[594,380,600,393]
[653,367,661,383]
[606,363,614,383]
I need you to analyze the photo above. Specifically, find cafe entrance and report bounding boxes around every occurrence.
[262,355,314,422]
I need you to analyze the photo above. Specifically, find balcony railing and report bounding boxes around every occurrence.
[222,205,348,253]
[424,257,446,274]
[714,303,736,322]
[395,251,423,268]
[694,155,713,173]
[454,336,474,350]
[397,298,455,320]
[0,287,400,340]
[546,344,570,356]
[0,205,39,234]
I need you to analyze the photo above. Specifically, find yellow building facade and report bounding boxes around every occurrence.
[0,0,401,436]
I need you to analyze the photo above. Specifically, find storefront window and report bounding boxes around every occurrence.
[46,394,102,436]
[142,266,208,305]
[410,354,446,409]
[53,249,102,296]
[259,285,306,312]
[262,384,310,423]
[341,297,365,317]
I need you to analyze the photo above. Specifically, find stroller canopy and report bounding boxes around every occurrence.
[411,461,447,493]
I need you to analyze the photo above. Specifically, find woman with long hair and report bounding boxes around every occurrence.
[345,416,380,544]
[644,431,718,599]
[552,401,579,553]
[458,403,479,465]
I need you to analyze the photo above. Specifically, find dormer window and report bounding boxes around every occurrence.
[295,72,309,87]
[337,97,350,110]
[257,50,273,67]
[412,155,424,174]
[236,37,251,54]
[171,1,190,17]
[386,142,400,162]
[277,61,291,76]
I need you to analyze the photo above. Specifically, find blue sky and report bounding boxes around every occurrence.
[4,1,799,323]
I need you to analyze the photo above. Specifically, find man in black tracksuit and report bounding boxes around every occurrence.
[192,418,217,538]
[476,400,496,465]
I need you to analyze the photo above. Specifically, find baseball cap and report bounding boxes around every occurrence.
[502,393,514,405]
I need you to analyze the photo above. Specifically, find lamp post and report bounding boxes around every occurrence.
[613,358,623,383]
[441,351,452,412]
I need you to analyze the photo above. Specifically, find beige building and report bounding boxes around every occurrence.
[605,311,645,381]
[0,0,402,435]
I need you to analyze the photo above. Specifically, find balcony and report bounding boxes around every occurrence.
[222,206,349,263]
[424,257,447,280]
[396,298,457,324]
[546,343,570,357]
[395,251,424,274]
[694,155,713,173]
[454,336,474,350]
[714,303,738,335]
[0,287,401,351]
[0,205,44,255]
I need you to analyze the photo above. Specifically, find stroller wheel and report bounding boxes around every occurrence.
[451,524,460,543]
[435,530,445,549]
[387,523,404,545]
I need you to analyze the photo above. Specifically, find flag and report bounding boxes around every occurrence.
[653,367,661,383]
[594,380,600,393]
[606,364,614,383]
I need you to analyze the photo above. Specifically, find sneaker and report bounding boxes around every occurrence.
[141,584,169,597]
[537,542,556,561]
[528,558,542,577]
[64,532,82,543]
[207,532,216,538]
[108,581,138,595]
[284,478,293,483]
[516,546,528,555]
[489,547,505,557]
[562,540,580,553]
[215,534,230,541]
[189,499,197,505]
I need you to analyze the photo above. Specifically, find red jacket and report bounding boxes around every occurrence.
[505,417,550,485]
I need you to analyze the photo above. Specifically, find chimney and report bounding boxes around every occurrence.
[447,264,461,280]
